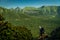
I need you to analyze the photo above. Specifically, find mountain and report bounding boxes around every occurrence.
[0,6,60,37]
[22,6,60,17]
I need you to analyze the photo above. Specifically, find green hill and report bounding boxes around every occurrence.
[0,6,60,37]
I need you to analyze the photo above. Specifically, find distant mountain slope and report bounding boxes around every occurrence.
[23,6,60,17]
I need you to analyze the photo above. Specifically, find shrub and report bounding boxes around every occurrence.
[48,27,60,40]
[12,26,33,40]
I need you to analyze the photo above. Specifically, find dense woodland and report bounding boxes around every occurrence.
[0,6,60,40]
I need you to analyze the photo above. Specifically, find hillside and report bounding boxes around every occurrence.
[0,6,60,37]
[23,6,57,16]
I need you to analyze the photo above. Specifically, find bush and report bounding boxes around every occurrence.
[12,26,33,40]
[48,27,60,40]
[0,21,19,40]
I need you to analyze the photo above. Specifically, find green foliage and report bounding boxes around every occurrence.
[12,26,33,40]
[0,14,5,21]
[0,22,19,40]
[0,24,33,40]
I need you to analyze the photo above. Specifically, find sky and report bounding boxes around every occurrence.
[0,0,60,8]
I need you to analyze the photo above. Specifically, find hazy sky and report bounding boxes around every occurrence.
[0,0,60,8]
